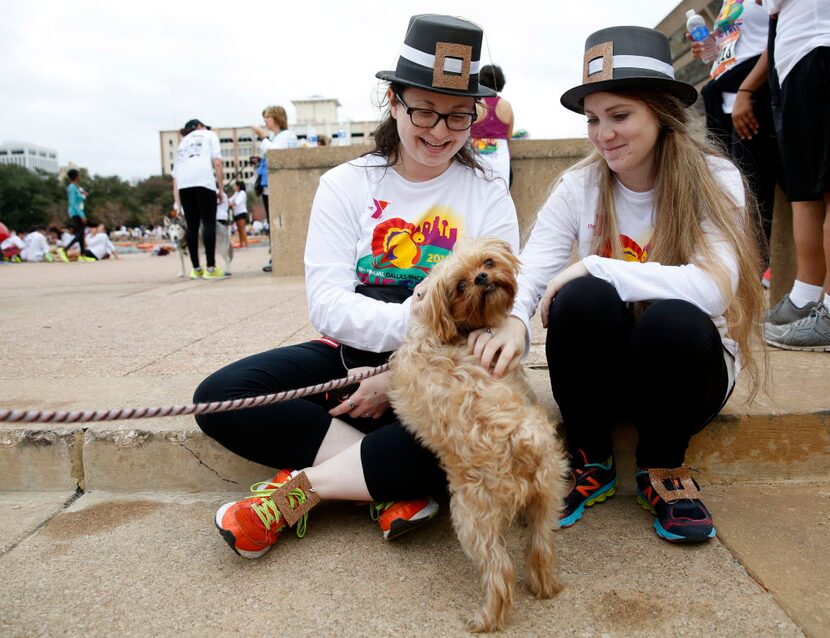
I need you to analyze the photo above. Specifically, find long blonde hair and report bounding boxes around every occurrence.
[582,89,766,399]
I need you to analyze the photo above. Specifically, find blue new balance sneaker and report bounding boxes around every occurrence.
[636,467,716,543]
[559,449,617,528]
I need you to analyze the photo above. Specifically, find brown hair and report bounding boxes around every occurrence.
[262,105,288,131]
[571,89,767,398]
[365,84,484,174]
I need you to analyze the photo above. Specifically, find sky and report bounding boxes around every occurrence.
[0,1,677,181]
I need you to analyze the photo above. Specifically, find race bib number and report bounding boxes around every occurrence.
[710,29,740,80]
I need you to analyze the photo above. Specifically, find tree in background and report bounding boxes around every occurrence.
[0,164,173,231]
[0,164,64,230]
[134,175,175,225]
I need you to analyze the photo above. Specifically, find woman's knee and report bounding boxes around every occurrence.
[547,276,623,329]
[634,300,720,355]
[192,366,237,433]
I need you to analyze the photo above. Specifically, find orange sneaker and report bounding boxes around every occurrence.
[215,469,309,558]
[371,498,439,540]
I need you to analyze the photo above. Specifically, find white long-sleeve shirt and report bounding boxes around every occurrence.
[21,231,50,262]
[86,232,117,259]
[513,156,744,363]
[304,154,520,353]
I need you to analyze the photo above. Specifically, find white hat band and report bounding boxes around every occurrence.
[588,54,675,79]
[399,43,482,75]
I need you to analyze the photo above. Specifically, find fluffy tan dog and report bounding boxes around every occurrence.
[388,237,567,633]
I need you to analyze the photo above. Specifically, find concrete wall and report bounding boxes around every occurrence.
[266,139,591,277]
[267,140,795,302]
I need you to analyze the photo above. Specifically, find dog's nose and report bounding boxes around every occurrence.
[474,272,488,286]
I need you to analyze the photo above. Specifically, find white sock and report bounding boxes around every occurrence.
[823,295,830,312]
[789,280,824,308]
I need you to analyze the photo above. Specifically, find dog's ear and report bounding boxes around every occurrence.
[504,243,521,276]
[482,237,520,275]
[422,279,458,343]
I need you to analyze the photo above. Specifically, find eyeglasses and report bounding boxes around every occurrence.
[394,93,478,131]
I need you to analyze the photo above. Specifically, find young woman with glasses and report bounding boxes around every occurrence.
[193,14,519,559]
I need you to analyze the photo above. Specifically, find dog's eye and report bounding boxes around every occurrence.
[457,280,467,292]
[483,259,494,268]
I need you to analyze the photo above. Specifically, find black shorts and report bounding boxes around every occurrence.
[233,213,248,222]
[778,46,830,202]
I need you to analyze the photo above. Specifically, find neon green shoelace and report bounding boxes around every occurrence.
[369,501,394,521]
[249,481,311,538]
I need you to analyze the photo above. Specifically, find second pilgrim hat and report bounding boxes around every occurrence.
[376,14,496,98]
[560,26,697,114]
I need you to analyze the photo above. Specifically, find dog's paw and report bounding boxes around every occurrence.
[466,611,502,634]
[526,573,563,599]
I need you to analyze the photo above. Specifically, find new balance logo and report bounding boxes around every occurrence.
[576,476,604,498]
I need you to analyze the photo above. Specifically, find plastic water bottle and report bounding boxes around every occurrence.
[306,126,318,147]
[686,10,717,63]
[337,128,346,146]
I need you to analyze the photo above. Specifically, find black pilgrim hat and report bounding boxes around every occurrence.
[376,14,496,98]
[560,26,697,114]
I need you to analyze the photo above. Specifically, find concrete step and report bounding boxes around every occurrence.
[2,362,829,493]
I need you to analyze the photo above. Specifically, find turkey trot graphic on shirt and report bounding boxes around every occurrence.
[602,234,652,262]
[355,206,461,288]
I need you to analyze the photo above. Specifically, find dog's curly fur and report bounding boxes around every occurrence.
[388,237,567,633]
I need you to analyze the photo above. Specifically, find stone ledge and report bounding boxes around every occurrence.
[0,427,84,491]
[2,407,827,493]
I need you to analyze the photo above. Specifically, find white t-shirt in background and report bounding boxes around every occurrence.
[230,190,248,217]
[21,231,50,262]
[216,191,230,222]
[1,234,25,251]
[259,129,298,155]
[173,129,222,191]
[86,233,116,259]
[764,0,830,83]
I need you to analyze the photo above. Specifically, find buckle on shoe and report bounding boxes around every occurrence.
[647,467,700,503]
[270,471,320,527]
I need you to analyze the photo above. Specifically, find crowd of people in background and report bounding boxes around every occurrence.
[0,214,269,264]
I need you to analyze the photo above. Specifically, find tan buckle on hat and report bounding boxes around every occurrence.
[647,467,701,504]
[269,471,321,527]
[433,42,472,90]
[583,41,613,83]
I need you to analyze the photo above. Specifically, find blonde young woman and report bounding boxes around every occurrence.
[475,26,765,543]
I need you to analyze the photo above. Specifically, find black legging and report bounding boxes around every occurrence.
[701,52,784,265]
[193,341,446,501]
[64,215,86,252]
[546,277,730,468]
[179,186,217,269]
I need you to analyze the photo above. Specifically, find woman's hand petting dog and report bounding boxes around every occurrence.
[539,260,589,328]
[468,316,527,379]
[329,367,391,419]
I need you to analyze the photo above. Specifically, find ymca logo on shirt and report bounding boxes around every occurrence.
[355,208,462,287]
[369,198,389,219]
